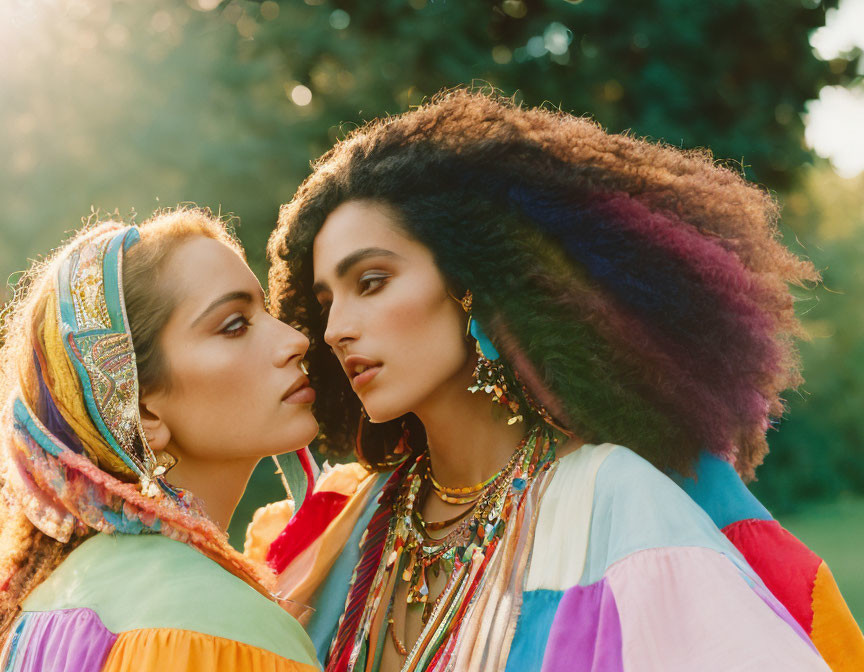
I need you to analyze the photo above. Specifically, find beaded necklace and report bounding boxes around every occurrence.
[331,425,556,672]
[425,458,505,505]
[399,435,532,606]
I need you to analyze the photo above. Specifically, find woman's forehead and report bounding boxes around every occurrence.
[312,202,415,275]
[165,238,261,314]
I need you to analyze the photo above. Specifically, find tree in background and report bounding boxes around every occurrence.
[245,0,848,190]
[750,168,864,512]
[2,0,852,279]
[1,0,861,534]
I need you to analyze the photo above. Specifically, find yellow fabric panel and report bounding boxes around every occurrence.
[245,499,296,563]
[810,561,864,672]
[313,462,372,496]
[40,292,133,476]
[102,628,321,672]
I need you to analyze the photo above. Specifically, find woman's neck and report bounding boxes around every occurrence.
[413,371,527,489]
[165,453,260,531]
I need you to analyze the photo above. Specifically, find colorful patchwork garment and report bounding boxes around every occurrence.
[1,534,320,672]
[674,452,864,671]
[267,444,860,671]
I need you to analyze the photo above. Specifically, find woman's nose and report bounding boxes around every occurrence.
[273,317,310,368]
[322,301,359,351]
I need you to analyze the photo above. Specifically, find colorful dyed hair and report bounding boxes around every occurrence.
[269,89,817,479]
[0,208,272,637]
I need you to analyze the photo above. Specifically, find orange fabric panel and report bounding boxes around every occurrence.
[246,499,297,563]
[810,562,864,672]
[102,628,320,672]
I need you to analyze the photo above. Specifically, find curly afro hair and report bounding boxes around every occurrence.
[268,88,817,480]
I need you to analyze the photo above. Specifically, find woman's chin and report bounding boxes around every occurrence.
[361,387,422,424]
[274,414,320,453]
[296,416,320,447]
[365,406,410,424]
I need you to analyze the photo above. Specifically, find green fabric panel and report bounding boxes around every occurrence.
[23,533,320,668]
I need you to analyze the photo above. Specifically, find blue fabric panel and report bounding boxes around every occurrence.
[581,446,747,586]
[505,589,562,672]
[670,451,773,530]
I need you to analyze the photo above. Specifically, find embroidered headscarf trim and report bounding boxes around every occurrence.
[55,227,168,494]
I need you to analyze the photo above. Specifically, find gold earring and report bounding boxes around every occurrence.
[153,450,177,477]
[448,289,474,336]
[457,289,472,314]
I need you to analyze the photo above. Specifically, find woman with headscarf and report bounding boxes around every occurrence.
[0,209,321,671]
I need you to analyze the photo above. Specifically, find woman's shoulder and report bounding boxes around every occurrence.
[541,441,718,530]
[22,533,318,668]
[529,443,746,590]
[523,445,833,670]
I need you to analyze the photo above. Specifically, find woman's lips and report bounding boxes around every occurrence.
[283,384,316,404]
[352,365,381,390]
[345,355,383,390]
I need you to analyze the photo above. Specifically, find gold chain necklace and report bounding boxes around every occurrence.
[424,435,530,505]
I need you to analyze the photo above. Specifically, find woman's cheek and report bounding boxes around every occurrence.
[189,352,252,430]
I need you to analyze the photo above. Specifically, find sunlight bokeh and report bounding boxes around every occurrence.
[805,0,864,178]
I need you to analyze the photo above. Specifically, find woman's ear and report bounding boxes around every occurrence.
[139,394,171,453]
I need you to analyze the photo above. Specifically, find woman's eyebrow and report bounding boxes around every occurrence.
[312,247,400,295]
[191,289,263,327]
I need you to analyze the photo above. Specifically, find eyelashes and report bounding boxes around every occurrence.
[221,315,251,337]
[316,272,390,320]
[358,272,389,295]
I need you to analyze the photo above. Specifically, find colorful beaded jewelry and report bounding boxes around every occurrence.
[353,426,556,668]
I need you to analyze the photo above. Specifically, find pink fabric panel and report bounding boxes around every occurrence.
[604,546,829,672]
[747,573,818,652]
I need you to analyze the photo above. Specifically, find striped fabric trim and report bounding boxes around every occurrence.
[326,504,390,671]
[1,608,116,672]
[325,465,403,672]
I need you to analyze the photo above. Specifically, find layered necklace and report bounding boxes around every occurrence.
[336,425,557,672]
[399,434,534,608]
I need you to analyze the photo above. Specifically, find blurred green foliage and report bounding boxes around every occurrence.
[1,0,863,540]
[751,169,864,513]
[3,0,852,282]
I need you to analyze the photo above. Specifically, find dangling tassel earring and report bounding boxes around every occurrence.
[455,290,524,425]
[140,431,177,497]
[356,407,411,470]
[393,417,410,457]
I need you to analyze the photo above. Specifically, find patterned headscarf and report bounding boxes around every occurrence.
[2,223,275,589]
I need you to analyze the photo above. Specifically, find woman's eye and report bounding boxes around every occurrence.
[359,274,388,295]
[221,316,251,337]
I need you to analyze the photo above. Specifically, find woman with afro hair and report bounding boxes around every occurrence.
[255,89,862,671]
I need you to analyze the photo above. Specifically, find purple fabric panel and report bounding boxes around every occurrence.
[9,609,117,672]
[541,578,624,672]
[748,578,820,654]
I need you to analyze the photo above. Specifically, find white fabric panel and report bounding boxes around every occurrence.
[524,442,617,591]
